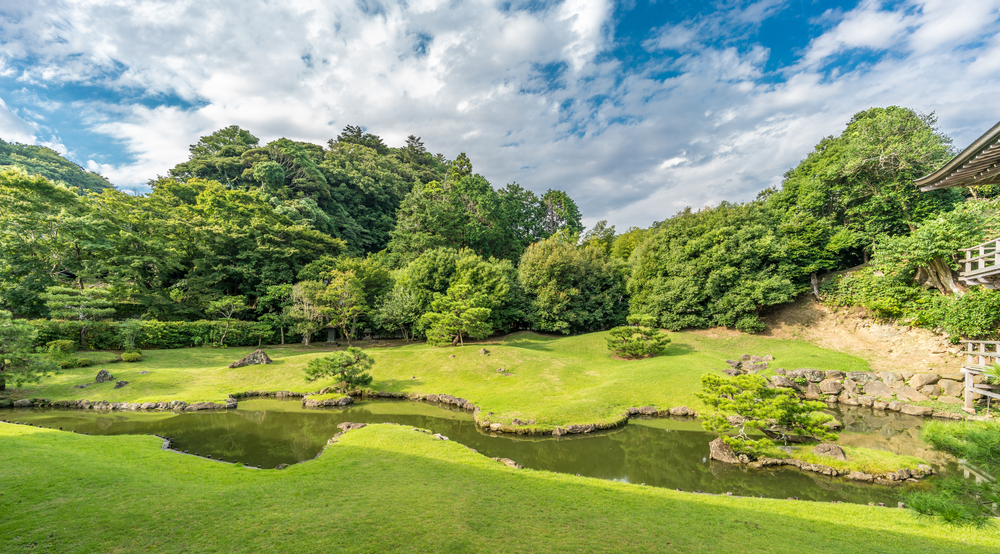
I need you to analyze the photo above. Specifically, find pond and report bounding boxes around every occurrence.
[2,399,957,505]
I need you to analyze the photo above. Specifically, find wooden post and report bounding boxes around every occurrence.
[966,370,976,412]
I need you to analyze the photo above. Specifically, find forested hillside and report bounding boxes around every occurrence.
[0,139,111,193]
[3,107,999,347]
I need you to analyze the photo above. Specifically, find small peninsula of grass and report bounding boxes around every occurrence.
[789,445,929,475]
[1,422,994,553]
[12,330,870,428]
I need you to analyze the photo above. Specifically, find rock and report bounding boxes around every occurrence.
[901,371,915,381]
[638,406,658,416]
[838,392,859,406]
[740,354,752,361]
[918,384,941,397]
[669,406,694,417]
[825,370,845,380]
[551,427,566,436]
[336,422,367,432]
[512,418,526,426]
[228,349,272,368]
[879,372,904,388]
[748,363,768,373]
[886,401,904,412]
[140,402,156,410]
[804,382,821,400]
[496,458,522,469]
[750,355,764,363]
[894,386,929,402]
[770,375,795,388]
[13,399,33,408]
[762,355,774,362]
[857,395,875,407]
[909,373,939,389]
[448,354,455,359]
[823,419,843,430]
[138,371,150,375]
[627,407,639,415]
[846,371,877,385]
[819,379,843,395]
[900,404,933,416]
[788,369,823,382]
[937,396,962,405]
[186,402,222,411]
[843,379,858,394]
[940,379,964,397]
[873,400,888,411]
[725,359,741,368]
[489,423,503,432]
[95,369,114,383]
[479,348,489,356]
[432,433,449,440]
[773,368,786,375]
[708,438,741,464]
[813,443,847,460]
[847,471,874,482]
[938,372,963,381]
[275,464,289,470]
[863,381,894,400]
[114,380,129,389]
[723,367,742,377]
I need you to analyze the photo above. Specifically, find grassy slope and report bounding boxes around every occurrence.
[0,423,991,554]
[21,331,870,427]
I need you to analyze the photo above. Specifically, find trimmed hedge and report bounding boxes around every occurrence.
[25,320,301,350]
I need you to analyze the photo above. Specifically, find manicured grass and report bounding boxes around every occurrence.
[15,331,871,428]
[790,445,928,475]
[0,422,991,553]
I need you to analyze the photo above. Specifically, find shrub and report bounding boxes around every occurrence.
[56,359,78,369]
[46,340,77,354]
[303,347,374,389]
[605,324,670,359]
[75,358,92,367]
[120,352,143,362]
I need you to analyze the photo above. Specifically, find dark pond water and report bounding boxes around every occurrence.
[2,399,957,505]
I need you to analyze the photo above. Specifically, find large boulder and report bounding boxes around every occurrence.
[894,386,929,402]
[13,399,33,408]
[95,369,114,383]
[812,443,847,461]
[939,372,964,381]
[803,382,821,400]
[819,379,843,395]
[843,379,859,394]
[669,406,695,417]
[846,371,877,385]
[909,373,939,389]
[336,422,367,432]
[863,380,894,400]
[708,438,741,464]
[879,372,904,389]
[825,370,846,380]
[770,375,795,388]
[900,404,933,417]
[918,384,942,398]
[229,349,273,368]
[114,380,129,389]
[940,379,964,397]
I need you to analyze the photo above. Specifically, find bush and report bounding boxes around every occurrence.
[46,339,77,354]
[26,319,299,350]
[605,324,670,358]
[56,359,78,369]
[120,352,143,362]
[303,347,374,389]
[74,357,92,367]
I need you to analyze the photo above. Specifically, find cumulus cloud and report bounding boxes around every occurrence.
[1,0,999,229]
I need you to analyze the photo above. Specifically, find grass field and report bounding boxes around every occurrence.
[16,330,872,428]
[0,421,991,554]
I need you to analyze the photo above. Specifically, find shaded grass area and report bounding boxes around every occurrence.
[0,422,991,554]
[790,445,928,475]
[14,331,871,427]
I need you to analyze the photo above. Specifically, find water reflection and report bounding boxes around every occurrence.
[3,399,956,505]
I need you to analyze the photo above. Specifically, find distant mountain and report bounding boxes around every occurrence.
[0,138,112,193]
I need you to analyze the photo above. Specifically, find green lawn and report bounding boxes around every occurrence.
[0,422,991,553]
[17,330,871,429]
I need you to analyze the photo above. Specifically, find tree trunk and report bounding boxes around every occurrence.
[0,374,5,392]
[80,324,87,350]
[915,257,966,295]
[220,320,231,346]
[303,332,311,347]
[810,273,820,298]
[280,327,285,345]
[343,325,351,347]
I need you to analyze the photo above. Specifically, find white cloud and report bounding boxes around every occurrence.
[0,97,39,144]
[1,0,999,232]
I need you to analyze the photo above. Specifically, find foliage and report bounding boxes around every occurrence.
[303,347,374,389]
[41,286,115,348]
[372,286,421,340]
[610,227,648,260]
[287,281,332,346]
[697,373,836,457]
[320,271,367,346]
[581,220,616,254]
[605,322,670,359]
[257,284,294,345]
[420,285,493,346]
[208,295,247,346]
[46,340,78,354]
[0,138,111,193]
[904,420,1000,527]
[0,310,58,391]
[519,235,627,334]
[120,352,143,362]
[116,319,141,351]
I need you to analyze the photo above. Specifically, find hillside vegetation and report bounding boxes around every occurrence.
[0,138,111,193]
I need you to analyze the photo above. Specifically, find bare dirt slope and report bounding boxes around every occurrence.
[693,297,964,373]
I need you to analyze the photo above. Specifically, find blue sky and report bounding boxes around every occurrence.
[1,0,999,228]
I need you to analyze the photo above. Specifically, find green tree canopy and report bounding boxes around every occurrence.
[0,310,58,391]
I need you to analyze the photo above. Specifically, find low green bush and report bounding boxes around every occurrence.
[605,322,670,359]
[120,352,143,363]
[26,319,300,350]
[74,358,92,367]
[46,339,77,353]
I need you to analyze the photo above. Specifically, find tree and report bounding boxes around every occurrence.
[420,285,493,346]
[321,271,367,346]
[606,316,670,358]
[697,373,836,457]
[0,310,58,391]
[519,235,627,334]
[208,295,247,346]
[116,318,141,352]
[258,284,294,345]
[541,189,584,235]
[581,220,616,254]
[373,286,421,340]
[287,281,331,346]
[303,347,374,390]
[41,286,115,348]
[610,226,648,260]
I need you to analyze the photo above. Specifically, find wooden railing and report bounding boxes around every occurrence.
[964,340,1000,368]
[961,236,1000,277]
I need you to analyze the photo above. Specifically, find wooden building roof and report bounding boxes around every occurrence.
[915,120,1000,191]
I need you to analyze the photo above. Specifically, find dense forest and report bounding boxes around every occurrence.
[2,106,999,349]
[0,139,111,193]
